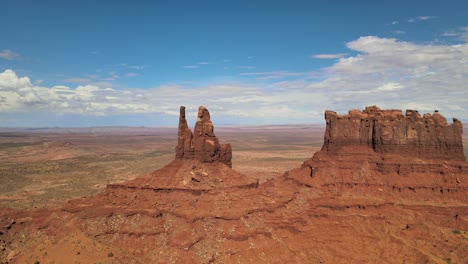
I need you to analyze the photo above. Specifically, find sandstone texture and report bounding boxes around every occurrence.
[323,105,465,160]
[176,106,232,167]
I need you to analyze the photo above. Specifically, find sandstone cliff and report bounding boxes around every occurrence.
[175,106,232,167]
[322,105,465,160]
[287,106,467,201]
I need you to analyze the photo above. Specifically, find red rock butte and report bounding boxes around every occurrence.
[322,105,465,160]
[288,106,467,199]
[176,106,232,167]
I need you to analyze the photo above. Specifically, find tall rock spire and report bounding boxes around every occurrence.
[175,106,194,159]
[175,106,232,167]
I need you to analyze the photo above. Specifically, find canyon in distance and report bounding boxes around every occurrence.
[0,106,467,263]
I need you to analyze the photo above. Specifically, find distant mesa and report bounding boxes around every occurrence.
[176,106,232,167]
[322,105,465,160]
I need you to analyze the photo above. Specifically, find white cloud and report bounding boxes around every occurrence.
[305,36,468,116]
[442,27,468,42]
[0,70,32,92]
[1,35,467,125]
[0,70,43,110]
[0,69,327,123]
[417,16,437,21]
[183,65,199,69]
[0,49,19,60]
[408,16,438,23]
[311,53,347,59]
[376,82,404,91]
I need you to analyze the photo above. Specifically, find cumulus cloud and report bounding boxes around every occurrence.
[0,70,32,92]
[304,36,468,116]
[1,35,467,126]
[0,69,325,123]
[0,70,43,110]
[0,49,19,60]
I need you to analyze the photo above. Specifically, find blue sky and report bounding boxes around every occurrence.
[1,0,467,127]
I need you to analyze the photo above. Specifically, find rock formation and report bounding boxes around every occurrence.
[322,105,465,160]
[288,106,467,199]
[176,106,232,167]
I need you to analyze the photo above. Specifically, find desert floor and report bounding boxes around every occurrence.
[0,125,327,210]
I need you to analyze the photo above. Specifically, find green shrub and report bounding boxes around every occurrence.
[107,252,114,257]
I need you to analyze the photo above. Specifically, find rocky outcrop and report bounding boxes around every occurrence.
[287,106,467,198]
[175,106,232,167]
[322,106,465,160]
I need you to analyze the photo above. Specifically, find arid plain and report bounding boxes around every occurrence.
[0,125,323,210]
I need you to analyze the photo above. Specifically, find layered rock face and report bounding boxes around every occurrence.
[288,106,467,200]
[323,105,465,160]
[175,106,232,167]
